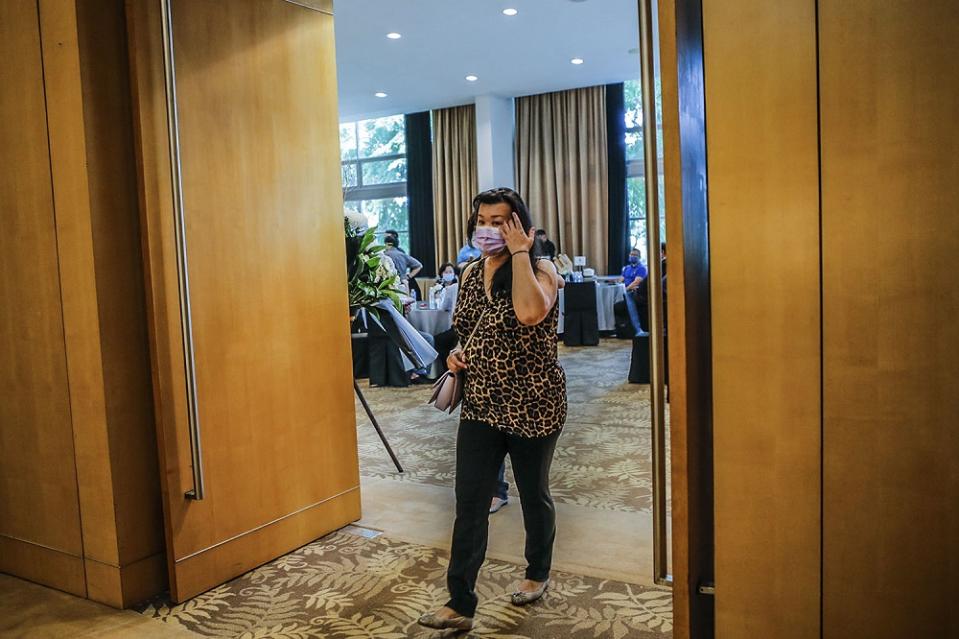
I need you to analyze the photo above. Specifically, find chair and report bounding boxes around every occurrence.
[366,320,411,387]
[628,332,670,386]
[628,333,650,383]
[563,281,600,346]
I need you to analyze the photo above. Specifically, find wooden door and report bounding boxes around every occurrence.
[127,0,360,601]
[703,0,823,636]
[820,1,959,636]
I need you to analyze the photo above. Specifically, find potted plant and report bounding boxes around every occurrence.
[344,211,402,323]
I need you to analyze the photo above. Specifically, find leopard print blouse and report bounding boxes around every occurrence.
[452,257,567,438]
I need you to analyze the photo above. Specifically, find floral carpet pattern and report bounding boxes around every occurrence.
[356,340,668,513]
[140,529,672,639]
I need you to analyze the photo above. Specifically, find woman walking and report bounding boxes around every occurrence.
[418,188,567,631]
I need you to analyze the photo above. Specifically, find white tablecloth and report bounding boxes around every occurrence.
[557,282,626,333]
[407,307,453,336]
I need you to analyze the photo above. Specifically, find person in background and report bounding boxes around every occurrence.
[533,229,557,260]
[634,243,667,333]
[456,239,482,270]
[620,248,648,334]
[430,263,461,375]
[430,263,460,313]
[435,262,459,288]
[384,235,423,298]
[621,247,648,288]
[384,229,405,252]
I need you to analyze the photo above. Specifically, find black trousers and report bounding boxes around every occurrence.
[446,419,561,617]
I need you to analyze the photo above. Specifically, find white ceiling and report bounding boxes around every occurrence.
[333,0,641,122]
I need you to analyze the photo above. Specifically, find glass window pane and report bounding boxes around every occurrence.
[362,197,409,235]
[624,79,642,128]
[341,163,358,188]
[340,122,358,161]
[626,130,644,161]
[361,158,407,185]
[359,114,405,158]
[628,218,647,257]
[627,176,646,220]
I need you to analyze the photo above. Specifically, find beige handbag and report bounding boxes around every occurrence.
[427,310,486,413]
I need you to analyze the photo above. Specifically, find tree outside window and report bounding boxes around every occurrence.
[624,79,666,265]
[340,114,410,248]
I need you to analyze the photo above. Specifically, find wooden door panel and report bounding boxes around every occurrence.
[704,0,822,636]
[820,1,959,636]
[128,0,359,601]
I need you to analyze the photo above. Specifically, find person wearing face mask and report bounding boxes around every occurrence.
[418,187,567,632]
[431,263,460,313]
[621,248,648,288]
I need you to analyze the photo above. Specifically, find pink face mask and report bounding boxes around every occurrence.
[472,226,506,254]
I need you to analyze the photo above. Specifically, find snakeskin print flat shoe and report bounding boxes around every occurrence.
[510,579,549,606]
[416,611,475,631]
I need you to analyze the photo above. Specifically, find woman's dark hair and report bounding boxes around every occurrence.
[466,187,537,297]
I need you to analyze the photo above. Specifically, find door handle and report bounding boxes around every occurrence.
[161,0,205,501]
[638,0,671,587]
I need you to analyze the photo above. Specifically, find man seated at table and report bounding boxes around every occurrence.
[619,248,648,333]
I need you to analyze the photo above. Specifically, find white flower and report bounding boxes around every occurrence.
[375,254,398,282]
[345,210,368,233]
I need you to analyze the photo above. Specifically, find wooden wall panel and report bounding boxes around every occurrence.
[0,0,85,594]
[1,0,166,607]
[74,0,165,582]
[38,0,119,575]
[704,0,822,636]
[820,2,959,637]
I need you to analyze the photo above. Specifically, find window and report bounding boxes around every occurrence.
[339,114,409,247]
[624,79,666,263]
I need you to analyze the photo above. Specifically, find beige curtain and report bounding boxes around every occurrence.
[515,85,608,271]
[432,105,478,267]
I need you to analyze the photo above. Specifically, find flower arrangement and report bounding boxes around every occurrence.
[344,212,402,319]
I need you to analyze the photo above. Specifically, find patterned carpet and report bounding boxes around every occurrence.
[140,529,672,638]
[356,340,668,513]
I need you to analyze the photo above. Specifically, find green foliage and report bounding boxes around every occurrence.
[344,219,402,317]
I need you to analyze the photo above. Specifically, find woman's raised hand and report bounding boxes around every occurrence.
[502,212,535,256]
[447,349,468,373]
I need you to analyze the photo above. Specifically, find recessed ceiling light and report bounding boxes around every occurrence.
[465,75,479,82]
[502,8,518,16]
[375,92,388,98]
[386,32,402,39]
[570,58,585,65]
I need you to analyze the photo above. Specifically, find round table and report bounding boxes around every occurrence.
[557,281,626,333]
[407,306,452,336]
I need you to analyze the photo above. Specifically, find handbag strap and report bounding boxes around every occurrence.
[457,258,488,353]
[461,308,487,352]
